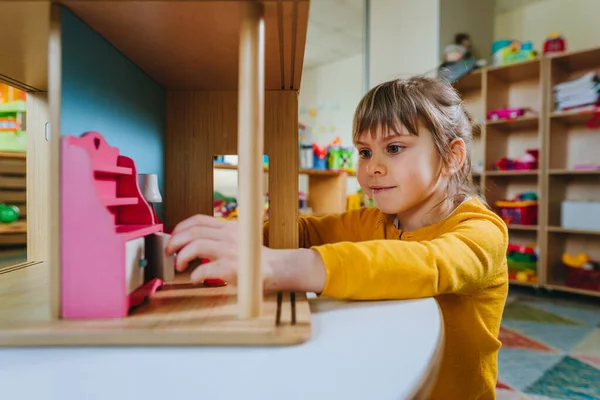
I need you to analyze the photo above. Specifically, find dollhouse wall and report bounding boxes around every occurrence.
[59,8,167,219]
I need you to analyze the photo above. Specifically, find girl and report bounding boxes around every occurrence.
[166,76,509,400]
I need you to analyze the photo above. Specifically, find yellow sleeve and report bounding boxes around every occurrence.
[313,217,508,299]
[263,208,371,248]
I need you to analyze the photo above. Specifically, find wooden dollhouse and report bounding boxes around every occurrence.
[0,0,312,345]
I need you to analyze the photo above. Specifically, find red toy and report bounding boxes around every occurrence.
[543,32,566,55]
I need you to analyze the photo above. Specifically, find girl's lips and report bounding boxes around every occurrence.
[371,186,396,194]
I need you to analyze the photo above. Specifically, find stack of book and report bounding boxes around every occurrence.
[553,71,600,112]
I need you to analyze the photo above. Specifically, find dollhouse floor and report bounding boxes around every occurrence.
[0,263,311,346]
[496,288,600,400]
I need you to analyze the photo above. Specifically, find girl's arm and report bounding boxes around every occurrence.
[272,217,508,299]
[263,208,376,248]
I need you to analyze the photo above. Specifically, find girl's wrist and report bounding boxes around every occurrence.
[264,248,326,294]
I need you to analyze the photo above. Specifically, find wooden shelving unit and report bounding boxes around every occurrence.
[0,152,27,248]
[454,46,600,298]
[214,163,355,216]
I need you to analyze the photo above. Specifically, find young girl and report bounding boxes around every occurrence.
[166,76,509,400]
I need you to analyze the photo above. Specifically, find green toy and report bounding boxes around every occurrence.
[327,145,354,172]
[0,204,19,223]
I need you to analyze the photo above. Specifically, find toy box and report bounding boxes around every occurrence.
[496,192,538,225]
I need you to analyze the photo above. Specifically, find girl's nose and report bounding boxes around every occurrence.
[366,158,386,175]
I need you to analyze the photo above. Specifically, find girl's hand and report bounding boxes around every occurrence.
[164,214,269,285]
[164,214,327,294]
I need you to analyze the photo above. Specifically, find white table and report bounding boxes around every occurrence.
[0,296,442,400]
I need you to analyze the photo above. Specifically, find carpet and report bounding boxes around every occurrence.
[496,290,600,400]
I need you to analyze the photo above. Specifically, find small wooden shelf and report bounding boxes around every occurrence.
[485,170,539,177]
[550,109,599,125]
[549,169,600,175]
[0,220,27,234]
[486,115,539,131]
[509,279,539,288]
[547,227,600,235]
[508,224,538,231]
[214,163,356,177]
[545,283,600,298]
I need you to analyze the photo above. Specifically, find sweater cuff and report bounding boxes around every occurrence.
[312,244,347,298]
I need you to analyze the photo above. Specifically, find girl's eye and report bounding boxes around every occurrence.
[358,149,372,158]
[387,144,404,154]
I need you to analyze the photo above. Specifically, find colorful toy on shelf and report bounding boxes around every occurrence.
[0,204,19,223]
[213,191,238,219]
[487,107,527,121]
[298,123,313,169]
[327,137,354,172]
[0,93,27,152]
[507,243,537,283]
[563,252,600,291]
[60,132,174,319]
[495,192,538,225]
[491,39,537,66]
[543,32,566,55]
[494,149,538,171]
[312,144,328,170]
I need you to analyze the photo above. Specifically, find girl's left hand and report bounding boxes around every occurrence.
[164,214,272,285]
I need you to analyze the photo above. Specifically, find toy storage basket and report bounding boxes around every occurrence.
[565,268,600,292]
[495,200,538,225]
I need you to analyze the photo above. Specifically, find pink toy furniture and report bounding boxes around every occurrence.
[60,132,174,319]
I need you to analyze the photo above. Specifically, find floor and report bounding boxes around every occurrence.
[496,287,600,400]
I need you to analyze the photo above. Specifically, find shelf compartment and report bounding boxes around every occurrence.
[547,174,600,228]
[546,232,600,296]
[485,124,539,172]
[507,230,540,284]
[485,175,540,225]
[486,59,542,115]
[550,109,599,126]
[453,69,482,92]
[548,119,600,171]
[485,115,539,131]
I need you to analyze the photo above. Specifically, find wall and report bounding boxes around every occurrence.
[439,0,495,64]
[495,0,600,52]
[59,7,166,217]
[369,0,441,86]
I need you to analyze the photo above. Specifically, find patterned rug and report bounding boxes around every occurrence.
[496,289,600,400]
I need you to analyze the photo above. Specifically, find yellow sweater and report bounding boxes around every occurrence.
[265,196,509,399]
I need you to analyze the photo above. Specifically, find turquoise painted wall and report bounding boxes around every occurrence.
[60,7,166,218]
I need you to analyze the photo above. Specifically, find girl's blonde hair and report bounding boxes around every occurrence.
[352,75,481,200]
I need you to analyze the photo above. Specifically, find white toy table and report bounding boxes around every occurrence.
[0,295,443,400]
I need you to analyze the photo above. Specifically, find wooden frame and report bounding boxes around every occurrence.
[0,0,314,346]
[454,46,600,298]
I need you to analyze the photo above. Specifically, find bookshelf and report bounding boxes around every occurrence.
[453,46,600,298]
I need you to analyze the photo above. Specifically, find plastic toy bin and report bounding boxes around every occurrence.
[495,200,538,225]
[565,268,600,292]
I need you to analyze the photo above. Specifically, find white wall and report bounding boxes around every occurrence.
[495,0,600,52]
[369,0,441,86]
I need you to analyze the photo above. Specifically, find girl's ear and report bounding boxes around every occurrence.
[444,138,466,175]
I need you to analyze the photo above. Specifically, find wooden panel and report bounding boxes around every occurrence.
[0,263,311,346]
[58,0,309,90]
[0,2,50,91]
[26,93,51,262]
[165,90,299,248]
[308,174,348,216]
[264,92,298,249]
